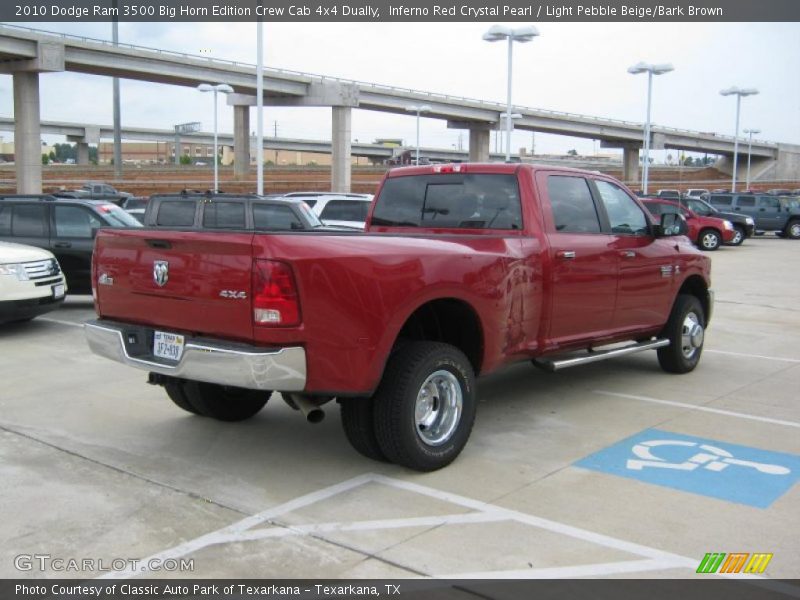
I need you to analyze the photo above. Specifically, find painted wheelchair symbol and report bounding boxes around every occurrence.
[626,440,791,475]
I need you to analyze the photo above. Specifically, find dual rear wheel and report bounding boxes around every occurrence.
[164,379,270,421]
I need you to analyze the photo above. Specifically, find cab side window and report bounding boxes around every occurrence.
[757,196,780,210]
[9,205,46,237]
[54,206,102,238]
[546,176,601,233]
[594,180,649,235]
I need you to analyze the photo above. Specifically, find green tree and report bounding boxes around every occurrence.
[567,149,578,156]
[179,154,192,165]
[41,153,50,165]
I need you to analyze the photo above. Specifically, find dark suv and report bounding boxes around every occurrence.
[0,195,141,292]
[142,192,327,231]
[707,193,800,238]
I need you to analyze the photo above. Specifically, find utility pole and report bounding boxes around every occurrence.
[112,0,122,178]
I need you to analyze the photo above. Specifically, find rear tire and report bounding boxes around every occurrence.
[786,220,800,240]
[181,381,270,421]
[339,398,388,462]
[164,380,201,415]
[657,294,706,374]
[729,225,745,246]
[372,341,476,472]
[698,229,721,251]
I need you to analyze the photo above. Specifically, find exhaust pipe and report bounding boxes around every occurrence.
[288,394,325,424]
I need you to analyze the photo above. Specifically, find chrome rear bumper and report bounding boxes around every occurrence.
[84,320,306,392]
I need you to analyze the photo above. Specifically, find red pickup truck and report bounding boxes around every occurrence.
[85,164,713,471]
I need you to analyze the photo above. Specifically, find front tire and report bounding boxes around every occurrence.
[657,294,706,374]
[181,381,270,421]
[698,229,721,251]
[372,341,476,471]
[729,225,746,246]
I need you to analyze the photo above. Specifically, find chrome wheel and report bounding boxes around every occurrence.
[700,231,720,250]
[790,222,800,238]
[415,370,463,446]
[681,312,704,359]
[731,229,743,245]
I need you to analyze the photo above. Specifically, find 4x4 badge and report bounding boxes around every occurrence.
[153,260,169,287]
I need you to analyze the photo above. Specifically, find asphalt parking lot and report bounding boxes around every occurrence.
[1,236,798,581]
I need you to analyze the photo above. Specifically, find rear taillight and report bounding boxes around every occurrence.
[433,164,463,174]
[252,259,301,327]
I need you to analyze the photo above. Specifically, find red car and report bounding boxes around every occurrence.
[641,198,734,251]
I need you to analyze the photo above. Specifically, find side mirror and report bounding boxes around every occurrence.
[656,213,689,237]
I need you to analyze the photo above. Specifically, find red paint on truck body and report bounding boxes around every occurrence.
[94,164,711,395]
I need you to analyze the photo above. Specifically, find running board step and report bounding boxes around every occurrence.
[534,339,670,372]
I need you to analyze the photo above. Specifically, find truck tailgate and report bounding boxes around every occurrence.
[94,229,255,342]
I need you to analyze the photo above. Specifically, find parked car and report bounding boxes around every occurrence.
[86,163,712,471]
[676,197,754,246]
[655,189,681,199]
[295,195,372,229]
[141,192,328,231]
[0,241,67,323]
[685,188,710,199]
[54,182,133,204]
[0,195,142,293]
[766,189,792,196]
[641,198,735,250]
[706,192,800,238]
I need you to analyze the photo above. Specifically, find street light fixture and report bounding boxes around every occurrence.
[720,87,759,192]
[197,82,234,192]
[483,25,539,162]
[628,61,674,195]
[406,104,431,165]
[743,128,761,192]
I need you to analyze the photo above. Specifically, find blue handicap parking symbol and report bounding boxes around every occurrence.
[575,429,800,508]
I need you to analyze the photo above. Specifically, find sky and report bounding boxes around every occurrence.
[1,21,799,160]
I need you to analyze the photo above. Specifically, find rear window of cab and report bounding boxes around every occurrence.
[371,173,522,230]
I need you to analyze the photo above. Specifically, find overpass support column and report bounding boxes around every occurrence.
[332,106,352,193]
[76,142,90,165]
[13,72,42,194]
[233,104,250,179]
[469,127,491,162]
[622,145,640,185]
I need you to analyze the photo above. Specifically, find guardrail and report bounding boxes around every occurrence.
[0,23,777,148]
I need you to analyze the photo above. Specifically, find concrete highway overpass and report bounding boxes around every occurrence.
[1,23,798,193]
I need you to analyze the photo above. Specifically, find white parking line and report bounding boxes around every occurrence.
[706,349,800,363]
[37,317,84,329]
[99,473,702,580]
[594,391,800,429]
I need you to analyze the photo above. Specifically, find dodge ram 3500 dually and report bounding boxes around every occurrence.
[85,163,713,471]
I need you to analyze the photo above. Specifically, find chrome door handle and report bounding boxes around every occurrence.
[556,250,576,260]
[620,250,636,259]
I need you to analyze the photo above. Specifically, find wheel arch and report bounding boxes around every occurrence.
[392,297,485,375]
[676,274,710,323]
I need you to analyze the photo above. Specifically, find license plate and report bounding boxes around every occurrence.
[153,331,185,361]
[53,283,65,299]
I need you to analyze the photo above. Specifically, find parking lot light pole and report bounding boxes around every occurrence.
[720,86,759,193]
[743,128,761,192]
[197,83,234,192]
[628,62,674,195]
[406,105,431,164]
[482,25,539,162]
